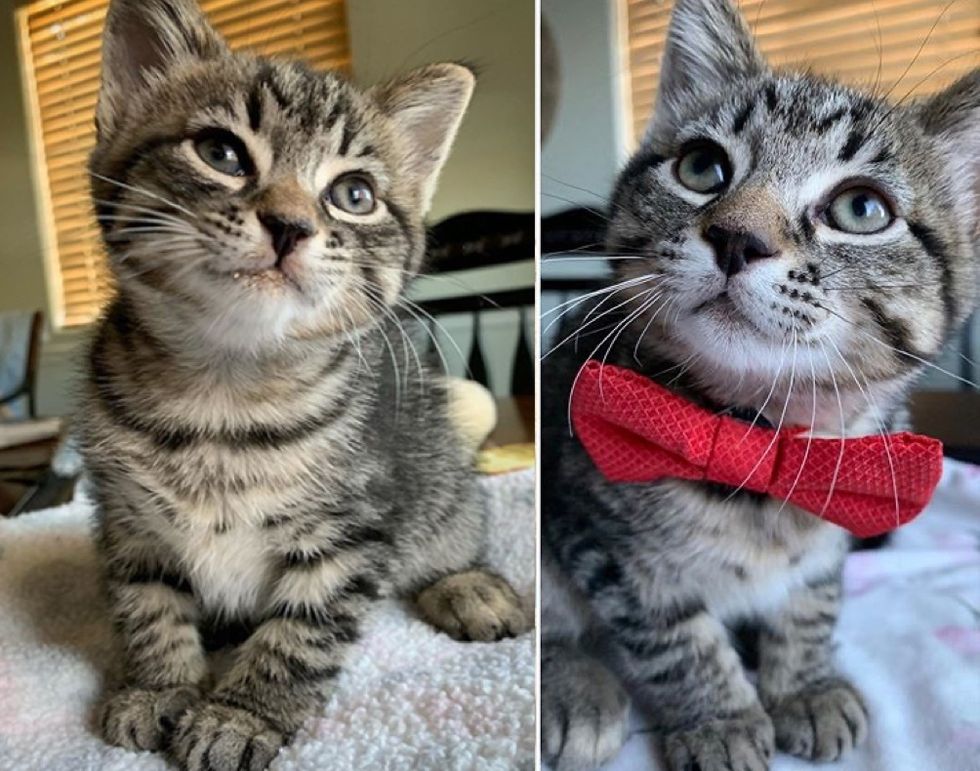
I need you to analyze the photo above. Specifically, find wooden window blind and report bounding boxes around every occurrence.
[17,0,351,328]
[621,0,980,145]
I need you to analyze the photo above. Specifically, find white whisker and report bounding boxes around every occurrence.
[773,345,817,518]
[89,172,197,218]
[817,341,848,518]
[826,337,900,528]
[565,288,662,435]
[544,278,660,360]
[724,334,798,504]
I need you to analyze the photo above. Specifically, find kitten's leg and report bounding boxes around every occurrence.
[592,579,773,771]
[541,551,630,771]
[99,533,207,753]
[415,568,529,641]
[757,570,868,762]
[623,611,773,771]
[171,556,379,771]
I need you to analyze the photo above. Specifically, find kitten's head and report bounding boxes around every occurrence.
[609,0,978,393]
[90,0,473,351]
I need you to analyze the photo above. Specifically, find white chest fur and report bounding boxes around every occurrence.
[700,521,846,622]
[166,519,275,618]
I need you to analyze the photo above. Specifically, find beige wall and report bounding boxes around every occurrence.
[0,0,46,316]
[541,0,626,218]
[346,0,535,222]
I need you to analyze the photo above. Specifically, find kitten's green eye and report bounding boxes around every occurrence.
[328,173,376,216]
[194,131,250,177]
[675,142,731,194]
[827,187,893,234]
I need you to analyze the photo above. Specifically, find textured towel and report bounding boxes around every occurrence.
[0,470,535,771]
[599,458,980,771]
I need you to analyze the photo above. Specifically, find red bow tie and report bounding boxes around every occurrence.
[571,361,943,537]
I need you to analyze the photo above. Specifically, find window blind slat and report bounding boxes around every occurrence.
[206,26,348,61]
[39,96,100,124]
[34,52,103,87]
[28,1,105,33]
[42,103,99,135]
[212,10,346,46]
[750,0,962,32]
[31,19,104,57]
[37,76,101,108]
[759,16,978,59]
[19,0,352,328]
[202,0,343,32]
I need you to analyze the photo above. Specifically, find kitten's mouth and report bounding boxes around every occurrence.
[224,264,303,294]
[692,291,765,335]
[693,291,738,317]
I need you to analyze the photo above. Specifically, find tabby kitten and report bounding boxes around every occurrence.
[541,1,978,770]
[76,2,528,769]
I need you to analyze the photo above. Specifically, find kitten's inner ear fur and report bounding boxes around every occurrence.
[374,63,476,213]
[915,70,980,235]
[647,0,766,144]
[97,0,227,138]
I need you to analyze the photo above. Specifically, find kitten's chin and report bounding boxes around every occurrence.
[206,264,307,298]
[690,292,760,332]
[683,292,776,344]
[179,283,311,353]
[674,302,792,377]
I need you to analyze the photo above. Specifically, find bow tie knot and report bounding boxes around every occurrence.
[571,360,944,537]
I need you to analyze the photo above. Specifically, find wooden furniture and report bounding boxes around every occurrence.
[0,435,63,516]
[420,210,535,398]
[0,312,76,516]
[910,391,980,464]
[488,396,534,447]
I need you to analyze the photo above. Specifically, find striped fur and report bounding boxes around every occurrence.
[542,1,978,770]
[78,2,527,769]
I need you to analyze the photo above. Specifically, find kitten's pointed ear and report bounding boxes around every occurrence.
[97,0,227,137]
[647,0,765,144]
[915,70,980,230]
[374,63,476,213]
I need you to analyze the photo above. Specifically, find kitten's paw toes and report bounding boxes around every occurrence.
[663,708,774,771]
[417,569,530,641]
[767,679,868,762]
[541,655,630,771]
[172,701,284,771]
[100,686,200,752]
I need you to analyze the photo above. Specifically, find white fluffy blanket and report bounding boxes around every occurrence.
[0,470,535,771]
[605,458,980,771]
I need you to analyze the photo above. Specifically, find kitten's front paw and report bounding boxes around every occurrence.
[100,685,199,752]
[417,569,530,641]
[171,701,284,771]
[541,654,630,771]
[663,707,774,771]
[767,678,868,762]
